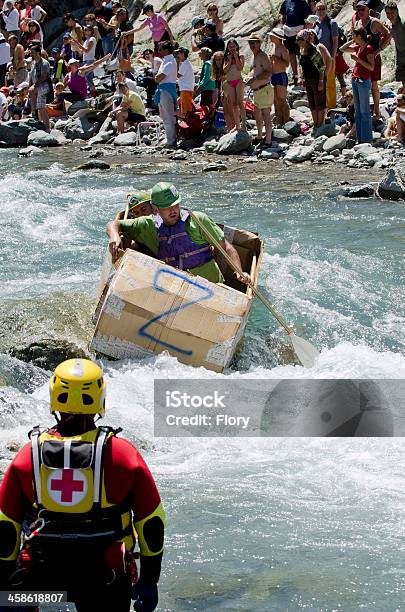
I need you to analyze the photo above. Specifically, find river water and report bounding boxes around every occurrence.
[0,148,405,611]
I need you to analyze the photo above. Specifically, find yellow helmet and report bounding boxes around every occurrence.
[49,358,106,417]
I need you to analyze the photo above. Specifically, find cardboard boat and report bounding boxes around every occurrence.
[90,221,263,372]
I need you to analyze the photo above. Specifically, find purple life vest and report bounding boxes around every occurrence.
[156,215,213,271]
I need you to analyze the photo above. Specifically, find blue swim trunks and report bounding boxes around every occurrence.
[271,72,288,87]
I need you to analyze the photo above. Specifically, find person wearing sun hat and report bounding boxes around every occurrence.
[304,14,318,28]
[107,182,249,284]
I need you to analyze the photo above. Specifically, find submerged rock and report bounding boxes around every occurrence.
[10,340,87,371]
[76,160,111,170]
[377,165,405,201]
[215,130,252,154]
[203,161,228,171]
[18,145,45,157]
[343,184,375,198]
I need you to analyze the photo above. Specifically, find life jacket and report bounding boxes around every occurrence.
[156,211,213,271]
[28,426,135,550]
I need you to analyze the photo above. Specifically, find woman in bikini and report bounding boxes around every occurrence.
[223,38,247,131]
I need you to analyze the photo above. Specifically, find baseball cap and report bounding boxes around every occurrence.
[17,81,29,90]
[204,20,216,30]
[68,58,80,64]
[151,182,181,208]
[192,15,205,27]
[356,1,369,6]
[127,191,151,210]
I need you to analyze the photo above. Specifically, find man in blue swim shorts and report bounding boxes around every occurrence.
[270,28,290,126]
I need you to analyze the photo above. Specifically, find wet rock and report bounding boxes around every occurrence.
[6,442,21,452]
[67,100,89,116]
[80,144,92,151]
[343,184,375,198]
[272,128,293,143]
[64,117,100,141]
[170,151,187,160]
[346,137,356,149]
[203,162,228,171]
[215,130,252,154]
[323,134,347,153]
[0,118,45,147]
[284,145,314,163]
[76,160,111,170]
[89,150,104,158]
[114,132,138,146]
[377,165,405,200]
[10,340,87,371]
[27,129,68,147]
[313,135,328,151]
[283,121,301,137]
[18,145,45,157]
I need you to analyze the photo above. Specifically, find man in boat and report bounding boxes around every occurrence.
[0,358,164,612]
[107,181,250,284]
[126,190,154,219]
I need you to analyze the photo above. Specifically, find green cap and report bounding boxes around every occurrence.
[151,182,181,208]
[127,190,151,210]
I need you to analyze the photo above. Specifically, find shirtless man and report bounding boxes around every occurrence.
[269,27,290,126]
[245,34,273,147]
[8,35,28,86]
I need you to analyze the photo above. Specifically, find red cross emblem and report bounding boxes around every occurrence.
[47,468,88,506]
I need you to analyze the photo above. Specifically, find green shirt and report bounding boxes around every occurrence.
[120,210,225,283]
[199,61,215,91]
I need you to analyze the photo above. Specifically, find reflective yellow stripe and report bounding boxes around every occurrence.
[134,502,165,557]
[0,511,21,561]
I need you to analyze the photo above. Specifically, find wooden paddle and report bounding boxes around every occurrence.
[188,211,320,368]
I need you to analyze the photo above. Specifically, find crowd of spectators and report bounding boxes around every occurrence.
[0,0,405,146]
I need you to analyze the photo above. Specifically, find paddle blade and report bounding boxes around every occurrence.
[289,334,320,368]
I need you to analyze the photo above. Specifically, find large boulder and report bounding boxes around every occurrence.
[0,119,45,147]
[27,129,68,147]
[64,117,100,141]
[67,100,89,116]
[377,165,405,201]
[284,145,314,163]
[215,130,252,154]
